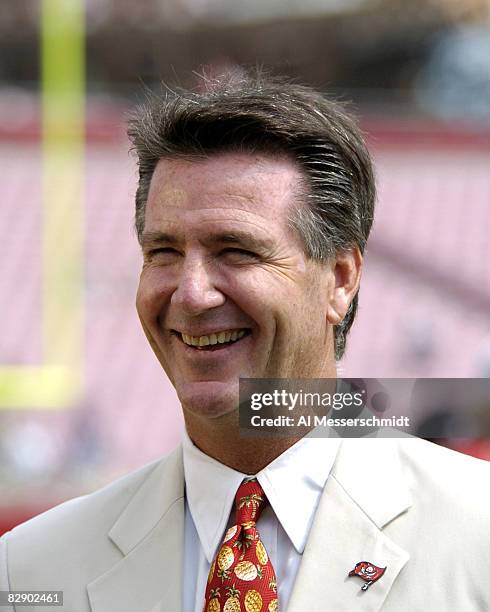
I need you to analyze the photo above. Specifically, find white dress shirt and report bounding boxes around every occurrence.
[182,430,341,610]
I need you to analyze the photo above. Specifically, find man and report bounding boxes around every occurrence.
[1,72,489,611]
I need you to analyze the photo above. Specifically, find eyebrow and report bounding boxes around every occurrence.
[140,231,180,248]
[140,229,273,252]
[213,231,273,251]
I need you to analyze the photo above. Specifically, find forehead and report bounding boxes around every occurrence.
[144,151,304,231]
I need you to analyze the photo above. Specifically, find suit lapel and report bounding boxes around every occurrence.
[86,438,412,611]
[87,446,185,612]
[288,439,411,612]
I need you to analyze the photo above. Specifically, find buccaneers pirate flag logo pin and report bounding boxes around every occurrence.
[348,561,386,591]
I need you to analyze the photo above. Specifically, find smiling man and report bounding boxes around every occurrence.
[1,72,489,612]
[136,151,357,473]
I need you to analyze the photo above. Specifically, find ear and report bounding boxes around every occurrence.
[326,247,363,325]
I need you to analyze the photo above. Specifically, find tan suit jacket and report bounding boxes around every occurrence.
[1,437,489,611]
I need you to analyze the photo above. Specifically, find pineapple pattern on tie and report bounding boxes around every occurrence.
[203,479,279,612]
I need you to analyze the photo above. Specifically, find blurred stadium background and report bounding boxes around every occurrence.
[0,0,489,534]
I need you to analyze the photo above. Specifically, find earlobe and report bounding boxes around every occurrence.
[326,248,363,325]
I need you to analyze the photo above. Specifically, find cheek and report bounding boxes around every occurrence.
[287,288,329,345]
[136,268,171,320]
[228,272,308,331]
[220,268,267,312]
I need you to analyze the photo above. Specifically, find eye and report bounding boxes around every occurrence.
[221,247,257,260]
[146,247,180,261]
[150,247,176,254]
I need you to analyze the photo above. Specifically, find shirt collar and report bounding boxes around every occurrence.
[182,429,341,562]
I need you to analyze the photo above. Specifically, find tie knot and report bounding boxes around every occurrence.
[234,479,266,526]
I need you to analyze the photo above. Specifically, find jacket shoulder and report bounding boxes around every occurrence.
[0,449,180,590]
[3,457,160,541]
[398,436,490,504]
[393,438,490,551]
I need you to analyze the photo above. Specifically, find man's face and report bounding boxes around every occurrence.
[136,152,338,418]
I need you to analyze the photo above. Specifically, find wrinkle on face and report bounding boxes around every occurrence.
[137,151,338,419]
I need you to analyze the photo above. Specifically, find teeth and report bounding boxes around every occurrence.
[180,329,248,347]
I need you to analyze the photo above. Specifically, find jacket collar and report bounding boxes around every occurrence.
[288,438,412,611]
[331,438,412,528]
[88,438,412,612]
[87,446,185,612]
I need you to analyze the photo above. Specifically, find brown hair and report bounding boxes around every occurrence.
[128,71,375,359]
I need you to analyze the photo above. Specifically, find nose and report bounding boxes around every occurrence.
[170,256,225,316]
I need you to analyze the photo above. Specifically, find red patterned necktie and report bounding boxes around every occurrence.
[203,478,278,612]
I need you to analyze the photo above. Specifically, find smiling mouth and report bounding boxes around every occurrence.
[172,328,251,351]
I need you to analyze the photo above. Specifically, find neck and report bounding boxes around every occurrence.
[184,359,338,472]
[185,409,307,473]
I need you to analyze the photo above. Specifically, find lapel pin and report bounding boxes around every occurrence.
[348,561,386,591]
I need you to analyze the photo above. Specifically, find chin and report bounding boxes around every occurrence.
[177,380,239,419]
